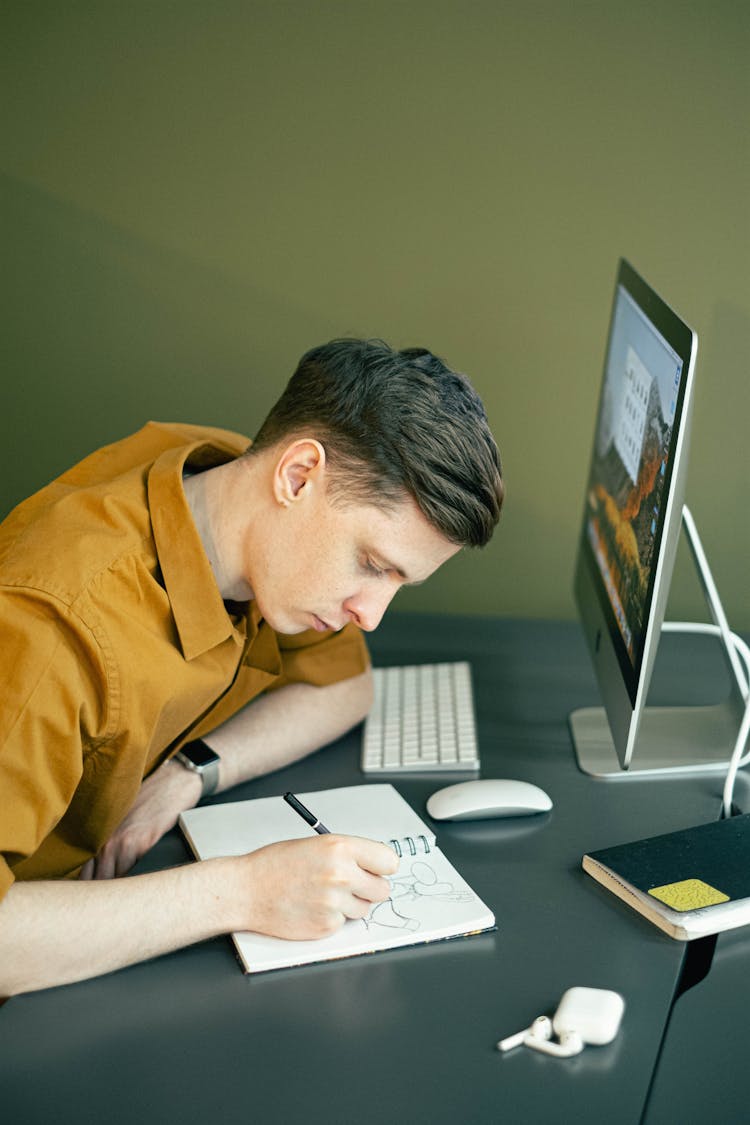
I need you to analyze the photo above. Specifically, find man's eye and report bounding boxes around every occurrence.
[364,558,385,578]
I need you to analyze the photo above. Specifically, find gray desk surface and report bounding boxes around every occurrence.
[2,615,745,1125]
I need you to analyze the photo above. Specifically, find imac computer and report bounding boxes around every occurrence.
[570,258,748,779]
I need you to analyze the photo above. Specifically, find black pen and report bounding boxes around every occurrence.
[283,792,331,835]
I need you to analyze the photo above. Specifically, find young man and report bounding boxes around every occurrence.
[0,339,503,995]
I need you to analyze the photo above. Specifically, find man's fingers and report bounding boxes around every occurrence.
[345,896,376,921]
[315,835,398,907]
[351,868,393,906]
[92,846,116,880]
[349,837,400,878]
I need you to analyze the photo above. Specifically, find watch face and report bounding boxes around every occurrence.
[183,742,219,767]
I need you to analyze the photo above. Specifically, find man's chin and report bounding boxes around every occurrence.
[259,608,323,635]
[269,618,309,635]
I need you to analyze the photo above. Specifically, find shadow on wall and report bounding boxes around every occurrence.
[0,172,327,518]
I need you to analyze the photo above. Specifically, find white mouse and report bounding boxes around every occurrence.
[426,778,553,821]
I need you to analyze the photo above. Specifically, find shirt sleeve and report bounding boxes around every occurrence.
[0,588,111,901]
[271,622,370,690]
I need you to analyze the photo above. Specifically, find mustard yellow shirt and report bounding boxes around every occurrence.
[0,422,368,898]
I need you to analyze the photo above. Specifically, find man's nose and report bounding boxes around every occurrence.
[343,584,397,632]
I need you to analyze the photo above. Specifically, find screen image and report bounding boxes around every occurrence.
[585,285,684,669]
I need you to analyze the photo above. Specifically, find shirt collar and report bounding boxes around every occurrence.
[147,437,243,661]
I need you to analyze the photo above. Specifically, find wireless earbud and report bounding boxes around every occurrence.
[528,1015,553,1041]
[496,1015,552,1053]
[524,1028,584,1058]
[497,987,625,1059]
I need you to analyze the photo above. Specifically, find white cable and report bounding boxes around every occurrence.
[661,621,750,816]
[658,511,750,813]
[680,507,750,700]
[723,700,750,818]
[661,621,750,703]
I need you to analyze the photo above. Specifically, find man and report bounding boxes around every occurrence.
[0,338,503,995]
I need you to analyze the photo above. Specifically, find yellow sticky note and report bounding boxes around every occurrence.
[648,878,729,912]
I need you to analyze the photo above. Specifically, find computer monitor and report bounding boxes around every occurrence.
[570,259,746,778]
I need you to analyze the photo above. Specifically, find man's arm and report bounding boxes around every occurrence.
[205,666,373,790]
[0,830,397,997]
[84,669,373,878]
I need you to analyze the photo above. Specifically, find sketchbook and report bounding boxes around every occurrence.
[179,783,495,973]
[583,814,750,941]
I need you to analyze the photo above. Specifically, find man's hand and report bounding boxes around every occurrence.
[79,760,201,880]
[231,834,400,941]
[0,833,400,997]
[79,671,374,882]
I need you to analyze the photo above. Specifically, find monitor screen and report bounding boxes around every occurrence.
[571,258,699,773]
[583,271,689,703]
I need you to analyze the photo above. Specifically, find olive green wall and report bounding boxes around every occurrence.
[2,2,748,628]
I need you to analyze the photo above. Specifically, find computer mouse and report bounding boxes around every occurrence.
[426,778,553,821]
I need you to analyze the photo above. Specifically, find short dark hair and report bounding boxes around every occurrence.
[250,338,504,547]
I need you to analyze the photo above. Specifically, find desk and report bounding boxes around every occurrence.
[1,615,744,1124]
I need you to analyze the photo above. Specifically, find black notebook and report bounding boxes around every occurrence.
[583,814,750,940]
[180,784,495,972]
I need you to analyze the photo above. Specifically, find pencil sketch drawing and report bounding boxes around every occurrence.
[364,859,474,932]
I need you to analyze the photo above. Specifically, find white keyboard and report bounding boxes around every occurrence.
[361,661,480,773]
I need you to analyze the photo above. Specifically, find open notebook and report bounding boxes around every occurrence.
[179,783,495,973]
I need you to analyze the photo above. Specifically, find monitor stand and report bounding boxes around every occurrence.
[570,507,749,780]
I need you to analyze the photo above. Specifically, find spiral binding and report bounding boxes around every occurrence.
[389,835,431,858]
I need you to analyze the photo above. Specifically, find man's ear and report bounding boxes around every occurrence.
[273,439,327,505]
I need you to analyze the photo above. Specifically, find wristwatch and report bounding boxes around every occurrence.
[173,739,221,798]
